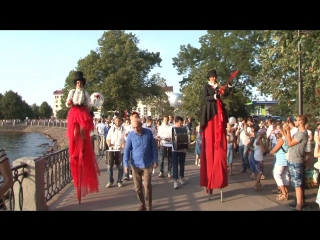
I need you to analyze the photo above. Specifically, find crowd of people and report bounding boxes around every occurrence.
[1,70,319,211]
[224,115,320,210]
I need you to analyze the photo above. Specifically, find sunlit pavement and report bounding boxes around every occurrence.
[48,149,319,211]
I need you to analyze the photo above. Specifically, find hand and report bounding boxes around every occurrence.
[124,167,129,173]
[283,123,289,131]
[67,99,73,106]
[153,162,158,169]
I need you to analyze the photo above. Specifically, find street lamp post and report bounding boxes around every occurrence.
[298,30,303,115]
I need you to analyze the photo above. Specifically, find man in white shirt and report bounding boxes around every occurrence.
[143,116,157,137]
[106,116,126,187]
[168,115,174,126]
[157,116,173,178]
[236,119,251,172]
[96,119,107,150]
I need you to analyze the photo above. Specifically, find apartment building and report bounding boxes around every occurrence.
[52,90,63,117]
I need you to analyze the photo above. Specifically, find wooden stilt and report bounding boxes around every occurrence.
[220,188,223,202]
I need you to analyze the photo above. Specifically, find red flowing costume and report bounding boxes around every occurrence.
[200,83,233,193]
[67,103,100,201]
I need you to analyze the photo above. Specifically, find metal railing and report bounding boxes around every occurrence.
[0,121,67,128]
[0,163,28,211]
[43,148,72,203]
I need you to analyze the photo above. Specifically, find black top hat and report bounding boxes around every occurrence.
[207,69,218,79]
[74,71,86,86]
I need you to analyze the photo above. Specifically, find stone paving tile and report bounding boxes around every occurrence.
[48,150,319,211]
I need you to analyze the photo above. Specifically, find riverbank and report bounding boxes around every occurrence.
[0,125,68,152]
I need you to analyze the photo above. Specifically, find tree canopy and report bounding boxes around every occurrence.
[60,30,163,116]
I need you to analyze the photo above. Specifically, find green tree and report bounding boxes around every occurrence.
[257,30,320,121]
[61,30,162,116]
[31,103,40,119]
[23,101,34,119]
[139,73,173,117]
[56,108,69,119]
[1,90,25,120]
[38,101,53,118]
[173,30,263,119]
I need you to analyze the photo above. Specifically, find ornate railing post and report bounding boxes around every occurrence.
[0,163,27,211]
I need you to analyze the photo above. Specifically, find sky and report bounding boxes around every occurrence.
[0,30,208,108]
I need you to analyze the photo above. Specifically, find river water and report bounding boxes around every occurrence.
[0,132,54,164]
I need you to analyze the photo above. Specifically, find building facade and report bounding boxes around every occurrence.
[133,86,173,118]
[52,90,63,117]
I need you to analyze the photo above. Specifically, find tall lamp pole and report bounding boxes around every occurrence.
[298,30,303,115]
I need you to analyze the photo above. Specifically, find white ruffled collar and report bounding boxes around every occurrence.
[208,82,218,88]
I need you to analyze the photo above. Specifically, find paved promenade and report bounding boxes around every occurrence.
[48,150,319,211]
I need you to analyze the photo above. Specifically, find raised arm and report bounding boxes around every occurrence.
[85,91,92,107]
[270,137,284,155]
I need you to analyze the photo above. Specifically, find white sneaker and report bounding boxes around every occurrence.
[158,172,164,178]
[118,182,123,187]
[129,174,133,179]
[174,181,179,189]
[106,182,113,188]
[167,173,171,178]
[179,177,186,185]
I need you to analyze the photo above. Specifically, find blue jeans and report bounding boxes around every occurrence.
[227,143,233,165]
[172,152,186,180]
[107,153,124,184]
[288,162,303,188]
[160,146,172,174]
[239,145,249,171]
[249,150,256,173]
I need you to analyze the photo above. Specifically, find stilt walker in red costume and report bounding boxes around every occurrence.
[200,69,237,199]
[66,71,100,203]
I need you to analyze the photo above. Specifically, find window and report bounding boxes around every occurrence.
[144,107,147,116]
[56,100,58,103]
[56,105,58,108]
[138,108,141,115]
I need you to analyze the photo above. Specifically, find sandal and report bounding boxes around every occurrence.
[249,176,256,180]
[276,193,288,201]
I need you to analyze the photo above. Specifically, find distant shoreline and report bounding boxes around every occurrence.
[0,125,68,152]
